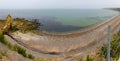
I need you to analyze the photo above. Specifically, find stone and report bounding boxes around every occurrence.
[2,14,12,34]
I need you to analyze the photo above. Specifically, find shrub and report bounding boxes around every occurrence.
[86,55,94,61]
[0,34,4,41]
[13,45,35,59]
[99,30,120,60]
[1,51,7,57]
[0,34,10,46]
[8,43,14,51]
[14,45,27,57]
[12,18,41,33]
[37,58,48,61]
[11,25,19,31]
[0,51,7,59]
[0,54,2,59]
[27,54,35,59]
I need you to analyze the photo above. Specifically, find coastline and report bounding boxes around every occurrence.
[12,14,120,53]
[41,14,119,36]
[0,13,120,61]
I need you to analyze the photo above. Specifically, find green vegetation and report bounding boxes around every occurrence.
[37,58,48,61]
[13,45,35,59]
[0,34,4,41]
[11,18,41,33]
[76,30,120,61]
[0,17,40,60]
[99,30,120,61]
[0,51,7,57]
[86,55,94,61]
[0,51,7,59]
[14,44,27,57]
[0,18,41,33]
[75,55,94,61]
[0,34,35,59]
[27,54,35,59]
[36,58,58,61]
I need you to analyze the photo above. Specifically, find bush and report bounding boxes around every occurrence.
[14,45,27,57]
[8,43,14,50]
[0,34,4,41]
[0,51,7,57]
[27,54,35,59]
[13,45,35,59]
[86,55,94,61]
[37,58,48,61]
[0,51,7,59]
[12,18,41,33]
[11,25,19,31]
[0,34,10,46]
[99,30,120,60]
[0,54,2,59]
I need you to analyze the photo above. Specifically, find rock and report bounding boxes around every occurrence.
[2,14,12,34]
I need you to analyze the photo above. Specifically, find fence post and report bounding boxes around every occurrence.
[107,25,111,61]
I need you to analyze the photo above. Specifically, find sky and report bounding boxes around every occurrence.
[0,0,120,9]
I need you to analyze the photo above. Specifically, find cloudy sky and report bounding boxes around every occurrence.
[0,0,120,9]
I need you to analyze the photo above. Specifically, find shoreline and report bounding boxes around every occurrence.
[12,14,120,53]
[41,14,119,36]
[2,13,120,61]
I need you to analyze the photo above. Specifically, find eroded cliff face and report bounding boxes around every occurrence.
[0,15,34,61]
[1,14,12,34]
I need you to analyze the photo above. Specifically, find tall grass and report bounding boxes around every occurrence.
[86,55,94,61]
[0,51,7,59]
[0,34,35,59]
[99,31,120,61]
[0,34,4,41]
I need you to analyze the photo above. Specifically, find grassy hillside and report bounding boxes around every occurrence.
[75,30,120,61]
[99,30,120,61]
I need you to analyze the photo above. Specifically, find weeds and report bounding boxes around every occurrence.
[0,51,7,59]
[99,30,120,61]
[0,34,35,59]
[86,55,94,61]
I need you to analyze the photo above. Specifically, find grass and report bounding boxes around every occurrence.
[75,55,94,61]
[36,58,57,61]
[75,31,120,61]
[37,58,48,61]
[99,30,120,61]
[14,44,27,57]
[0,33,35,59]
[27,54,35,59]
[0,51,7,59]
[0,34,4,41]
[0,18,41,60]
[86,55,94,61]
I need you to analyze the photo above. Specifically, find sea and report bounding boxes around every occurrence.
[0,9,118,33]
